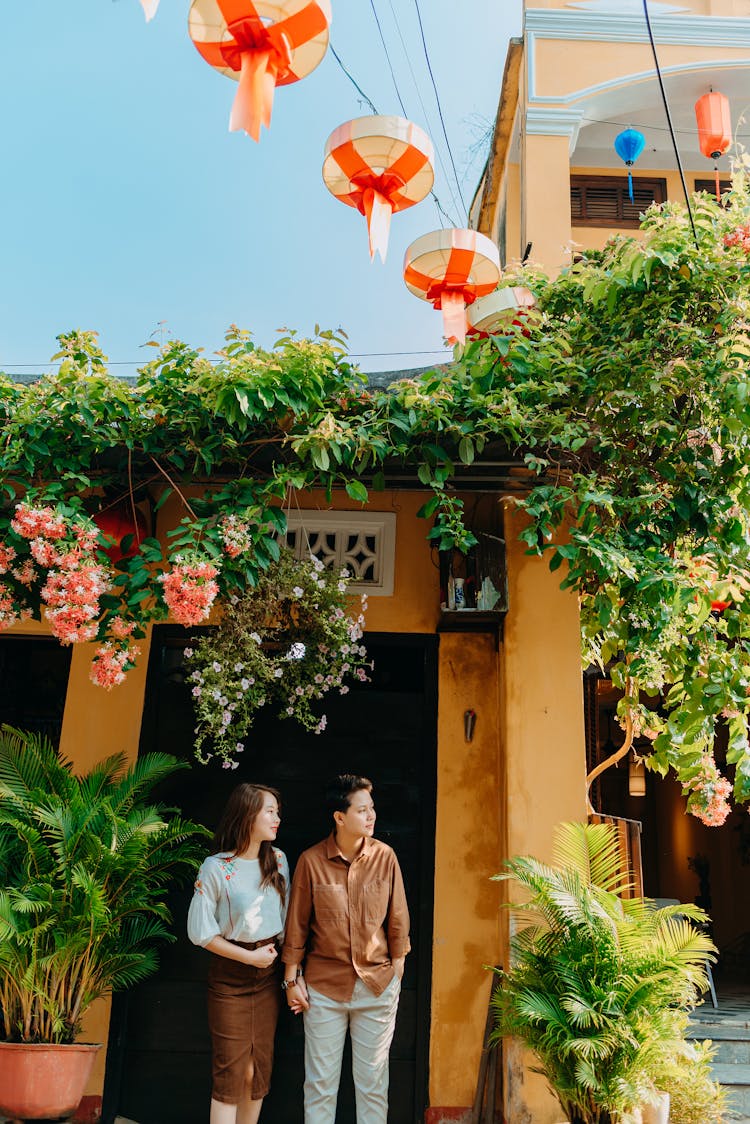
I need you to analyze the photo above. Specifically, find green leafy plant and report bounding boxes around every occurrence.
[492,821,716,1124]
[0,726,209,1044]
[653,1038,728,1124]
[1,174,750,808]
[184,548,370,767]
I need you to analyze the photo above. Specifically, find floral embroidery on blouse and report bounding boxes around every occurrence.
[194,878,204,895]
[218,855,238,882]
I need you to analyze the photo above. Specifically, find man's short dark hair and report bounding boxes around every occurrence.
[325,774,372,820]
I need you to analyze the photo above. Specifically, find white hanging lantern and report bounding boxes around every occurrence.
[403,228,501,345]
[323,115,434,262]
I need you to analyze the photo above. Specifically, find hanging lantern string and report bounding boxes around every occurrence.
[327,39,460,227]
[582,113,750,143]
[641,0,698,249]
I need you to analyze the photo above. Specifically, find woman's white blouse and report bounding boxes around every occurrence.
[187,849,289,948]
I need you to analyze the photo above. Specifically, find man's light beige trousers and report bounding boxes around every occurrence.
[303,976,401,1123]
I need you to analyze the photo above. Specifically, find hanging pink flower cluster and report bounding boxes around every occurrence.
[10,502,67,542]
[160,557,220,625]
[42,554,111,644]
[6,504,112,645]
[685,754,733,827]
[219,515,255,559]
[724,224,750,253]
[89,617,141,691]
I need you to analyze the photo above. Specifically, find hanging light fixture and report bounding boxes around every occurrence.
[322,116,434,263]
[139,0,159,19]
[189,0,332,141]
[614,128,646,204]
[403,228,501,346]
[695,91,732,200]
[628,755,647,797]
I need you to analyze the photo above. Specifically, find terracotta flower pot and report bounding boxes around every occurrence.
[0,1041,101,1120]
[642,1092,670,1124]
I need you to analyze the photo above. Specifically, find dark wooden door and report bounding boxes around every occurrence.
[104,628,437,1124]
[0,636,71,746]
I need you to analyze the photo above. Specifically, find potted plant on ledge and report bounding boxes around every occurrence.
[492,821,717,1124]
[0,726,208,1121]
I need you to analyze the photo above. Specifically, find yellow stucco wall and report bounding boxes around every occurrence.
[522,133,573,275]
[430,631,504,1107]
[500,502,588,1124]
[533,40,745,101]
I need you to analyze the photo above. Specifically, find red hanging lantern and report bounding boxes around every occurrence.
[322,116,434,263]
[695,92,732,200]
[403,229,501,346]
[94,505,147,565]
[189,0,332,142]
[467,286,536,339]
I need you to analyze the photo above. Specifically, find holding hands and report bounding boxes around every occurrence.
[284,975,310,1015]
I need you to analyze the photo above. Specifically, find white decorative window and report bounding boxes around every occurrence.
[284,511,396,597]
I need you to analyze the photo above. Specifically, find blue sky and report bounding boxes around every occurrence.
[0,1,522,375]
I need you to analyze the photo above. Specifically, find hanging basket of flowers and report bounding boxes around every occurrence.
[184,547,370,767]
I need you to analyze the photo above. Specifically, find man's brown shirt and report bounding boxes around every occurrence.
[282,833,411,1001]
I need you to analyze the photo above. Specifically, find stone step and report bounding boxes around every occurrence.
[686,1032,750,1064]
[711,1062,750,1117]
[689,1020,750,1038]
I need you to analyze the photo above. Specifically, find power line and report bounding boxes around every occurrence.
[368,0,408,118]
[329,44,378,115]
[2,349,449,370]
[383,0,463,227]
[411,0,468,220]
[641,0,698,248]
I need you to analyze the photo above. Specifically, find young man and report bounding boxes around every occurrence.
[281,774,410,1124]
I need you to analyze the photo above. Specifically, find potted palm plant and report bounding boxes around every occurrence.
[492,822,716,1124]
[0,725,208,1121]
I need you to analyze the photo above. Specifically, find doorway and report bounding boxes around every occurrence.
[0,635,71,746]
[104,628,438,1124]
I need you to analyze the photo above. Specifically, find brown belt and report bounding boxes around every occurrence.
[228,936,279,951]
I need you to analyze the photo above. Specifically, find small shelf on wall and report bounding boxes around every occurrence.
[437,530,509,642]
[438,608,506,633]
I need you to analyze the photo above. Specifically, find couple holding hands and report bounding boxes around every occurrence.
[187,774,410,1124]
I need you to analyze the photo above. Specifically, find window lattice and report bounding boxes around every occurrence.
[283,513,396,596]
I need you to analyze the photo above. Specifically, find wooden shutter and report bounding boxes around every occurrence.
[571,175,667,228]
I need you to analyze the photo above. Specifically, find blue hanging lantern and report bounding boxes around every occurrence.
[614,128,646,203]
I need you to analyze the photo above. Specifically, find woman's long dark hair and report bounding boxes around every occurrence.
[212,783,285,904]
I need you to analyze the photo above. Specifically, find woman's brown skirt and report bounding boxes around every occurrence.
[207,938,281,1103]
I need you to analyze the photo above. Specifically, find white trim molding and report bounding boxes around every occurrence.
[526,106,584,151]
[284,510,397,597]
[525,9,750,47]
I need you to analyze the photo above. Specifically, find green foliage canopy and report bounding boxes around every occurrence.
[2,181,750,814]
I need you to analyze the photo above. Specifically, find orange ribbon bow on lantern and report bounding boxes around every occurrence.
[190,0,331,141]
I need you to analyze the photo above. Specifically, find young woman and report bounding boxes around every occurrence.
[188,784,289,1124]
